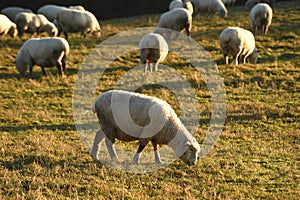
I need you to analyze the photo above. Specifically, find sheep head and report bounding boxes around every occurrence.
[179,139,201,166]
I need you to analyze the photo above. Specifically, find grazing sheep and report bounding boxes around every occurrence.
[220,27,259,66]
[169,0,194,14]
[1,6,33,22]
[250,3,273,35]
[56,9,101,39]
[245,0,275,10]
[155,8,192,40]
[0,14,18,38]
[15,12,58,38]
[37,4,86,22]
[139,33,169,73]
[15,37,69,76]
[192,0,227,18]
[91,90,201,165]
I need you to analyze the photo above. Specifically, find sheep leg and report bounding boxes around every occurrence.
[63,31,68,39]
[90,128,105,160]
[144,61,149,73]
[105,137,119,162]
[54,61,63,76]
[234,50,242,66]
[62,55,67,75]
[224,55,229,65]
[151,140,162,164]
[133,140,148,164]
[154,62,159,72]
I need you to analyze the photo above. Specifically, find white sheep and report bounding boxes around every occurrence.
[15,12,58,38]
[220,27,259,66]
[37,4,86,22]
[155,8,192,40]
[245,0,275,10]
[1,6,33,22]
[91,90,201,165]
[169,0,194,14]
[0,14,18,38]
[56,9,101,39]
[138,33,169,73]
[250,3,273,35]
[192,0,227,18]
[15,37,69,76]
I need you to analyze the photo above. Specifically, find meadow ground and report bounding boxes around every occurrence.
[0,1,299,199]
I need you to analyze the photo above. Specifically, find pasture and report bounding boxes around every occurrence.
[0,1,299,199]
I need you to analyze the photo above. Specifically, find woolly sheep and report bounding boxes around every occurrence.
[15,37,69,76]
[0,14,18,38]
[1,6,33,22]
[91,90,201,165]
[37,4,86,22]
[245,0,275,10]
[192,0,227,18]
[169,0,194,14]
[250,3,273,35]
[139,33,169,73]
[155,8,192,40]
[15,12,58,38]
[220,27,259,66]
[56,9,101,39]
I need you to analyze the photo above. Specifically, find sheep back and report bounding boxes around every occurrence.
[193,0,227,18]
[220,27,258,65]
[250,3,273,35]
[1,7,33,22]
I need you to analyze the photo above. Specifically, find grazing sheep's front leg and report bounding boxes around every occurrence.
[151,140,162,164]
[234,49,242,66]
[224,54,229,65]
[105,137,119,162]
[54,60,63,76]
[62,55,67,75]
[133,140,149,164]
[90,128,105,160]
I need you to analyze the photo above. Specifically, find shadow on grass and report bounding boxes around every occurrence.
[2,154,104,171]
[0,123,76,132]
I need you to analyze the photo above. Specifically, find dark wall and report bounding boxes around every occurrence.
[0,0,284,20]
[0,0,170,20]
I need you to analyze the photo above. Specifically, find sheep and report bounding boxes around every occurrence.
[15,37,69,76]
[250,3,273,35]
[169,0,194,14]
[56,9,101,39]
[1,6,33,22]
[91,90,201,166]
[192,0,227,18]
[220,27,259,66]
[15,12,58,38]
[245,0,275,10]
[37,4,86,22]
[155,8,192,40]
[0,14,18,38]
[138,33,169,73]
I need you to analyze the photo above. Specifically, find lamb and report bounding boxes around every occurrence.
[138,33,169,73]
[220,27,259,66]
[15,37,69,76]
[155,8,192,40]
[37,4,86,22]
[169,0,194,14]
[245,0,275,10]
[91,90,201,166]
[56,9,101,39]
[15,12,58,38]
[0,14,18,38]
[250,3,273,35]
[192,0,227,18]
[1,6,33,22]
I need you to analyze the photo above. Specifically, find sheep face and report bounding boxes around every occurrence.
[15,56,28,76]
[9,26,18,38]
[47,24,58,37]
[179,140,201,166]
[92,30,101,38]
[247,49,259,64]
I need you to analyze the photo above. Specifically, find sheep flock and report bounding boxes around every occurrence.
[0,0,293,166]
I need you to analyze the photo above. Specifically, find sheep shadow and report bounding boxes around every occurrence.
[0,123,76,132]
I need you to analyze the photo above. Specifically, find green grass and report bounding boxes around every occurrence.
[1,1,299,199]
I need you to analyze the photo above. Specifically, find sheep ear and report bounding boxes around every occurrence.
[185,141,191,146]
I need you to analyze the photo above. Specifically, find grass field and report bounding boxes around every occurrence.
[1,1,299,199]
